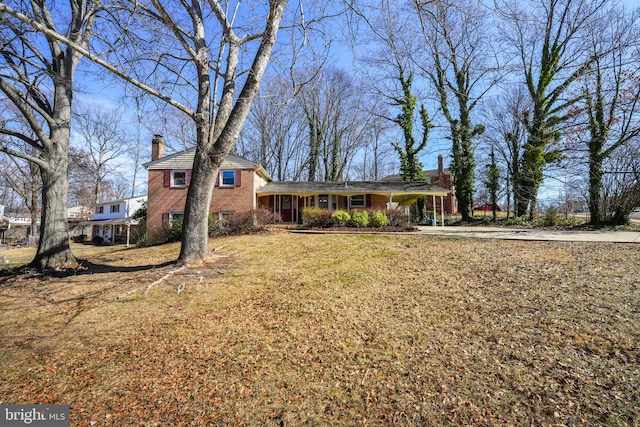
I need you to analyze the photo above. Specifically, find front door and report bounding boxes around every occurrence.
[281,195,292,222]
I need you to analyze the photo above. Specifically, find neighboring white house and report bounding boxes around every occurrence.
[0,205,39,246]
[68,206,92,220]
[82,196,147,246]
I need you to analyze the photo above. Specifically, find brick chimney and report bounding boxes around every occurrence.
[438,154,444,176]
[151,134,165,161]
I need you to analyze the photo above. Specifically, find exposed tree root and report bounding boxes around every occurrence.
[144,266,186,295]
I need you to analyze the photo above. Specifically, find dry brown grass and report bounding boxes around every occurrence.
[0,232,639,426]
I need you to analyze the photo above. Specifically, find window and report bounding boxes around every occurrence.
[221,170,235,186]
[318,194,329,210]
[95,206,104,214]
[219,211,235,218]
[172,170,187,187]
[350,195,365,208]
[110,204,120,213]
[170,212,183,222]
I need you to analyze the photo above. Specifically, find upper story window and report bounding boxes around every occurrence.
[221,170,235,186]
[350,195,366,208]
[172,170,187,187]
[110,204,120,213]
[95,206,104,214]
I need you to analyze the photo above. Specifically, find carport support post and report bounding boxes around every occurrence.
[432,195,437,227]
[440,195,445,226]
[126,223,131,247]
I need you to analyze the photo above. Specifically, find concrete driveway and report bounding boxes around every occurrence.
[417,226,640,243]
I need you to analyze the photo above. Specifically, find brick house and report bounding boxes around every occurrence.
[383,155,458,215]
[144,135,271,239]
[144,135,451,236]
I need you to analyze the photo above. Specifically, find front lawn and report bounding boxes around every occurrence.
[0,233,638,425]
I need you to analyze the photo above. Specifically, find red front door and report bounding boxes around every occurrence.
[281,195,292,222]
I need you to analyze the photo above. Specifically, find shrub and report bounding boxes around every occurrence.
[208,214,232,237]
[209,208,279,237]
[543,207,560,227]
[302,207,332,228]
[350,210,369,228]
[331,210,351,227]
[386,209,409,227]
[91,235,104,245]
[72,234,87,243]
[166,216,184,242]
[369,210,389,228]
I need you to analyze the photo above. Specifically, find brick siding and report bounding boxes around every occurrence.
[146,169,256,237]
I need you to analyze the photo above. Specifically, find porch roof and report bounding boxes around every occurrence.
[79,218,140,226]
[256,181,450,206]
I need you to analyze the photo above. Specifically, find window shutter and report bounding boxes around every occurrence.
[215,172,220,187]
[235,170,242,187]
[163,170,171,187]
[162,212,170,227]
[366,194,372,207]
[186,170,192,187]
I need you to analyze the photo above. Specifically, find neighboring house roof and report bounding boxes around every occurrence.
[94,195,147,206]
[257,181,450,206]
[81,218,141,226]
[143,148,271,181]
[2,213,37,225]
[68,206,92,219]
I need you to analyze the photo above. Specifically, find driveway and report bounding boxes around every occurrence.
[417,226,640,243]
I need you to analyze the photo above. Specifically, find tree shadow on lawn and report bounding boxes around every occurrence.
[0,258,179,329]
[0,258,176,288]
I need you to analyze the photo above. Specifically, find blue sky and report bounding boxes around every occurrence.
[70,0,639,207]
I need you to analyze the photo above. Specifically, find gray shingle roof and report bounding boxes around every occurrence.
[256,181,449,196]
[143,149,271,180]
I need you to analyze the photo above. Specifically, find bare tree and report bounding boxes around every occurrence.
[600,140,640,223]
[0,150,41,237]
[579,5,640,225]
[496,0,609,219]
[352,103,396,181]
[68,146,97,209]
[295,67,369,181]
[0,1,100,269]
[6,0,295,265]
[239,76,306,181]
[482,86,531,218]
[73,105,131,204]
[345,0,432,187]
[412,0,497,221]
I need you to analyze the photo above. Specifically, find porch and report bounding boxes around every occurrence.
[256,181,450,225]
[81,218,141,246]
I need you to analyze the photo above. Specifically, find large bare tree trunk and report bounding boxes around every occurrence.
[0,1,97,270]
[176,0,288,266]
[32,128,76,269]
[177,130,216,266]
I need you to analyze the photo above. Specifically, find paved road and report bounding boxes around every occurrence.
[417,226,640,243]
